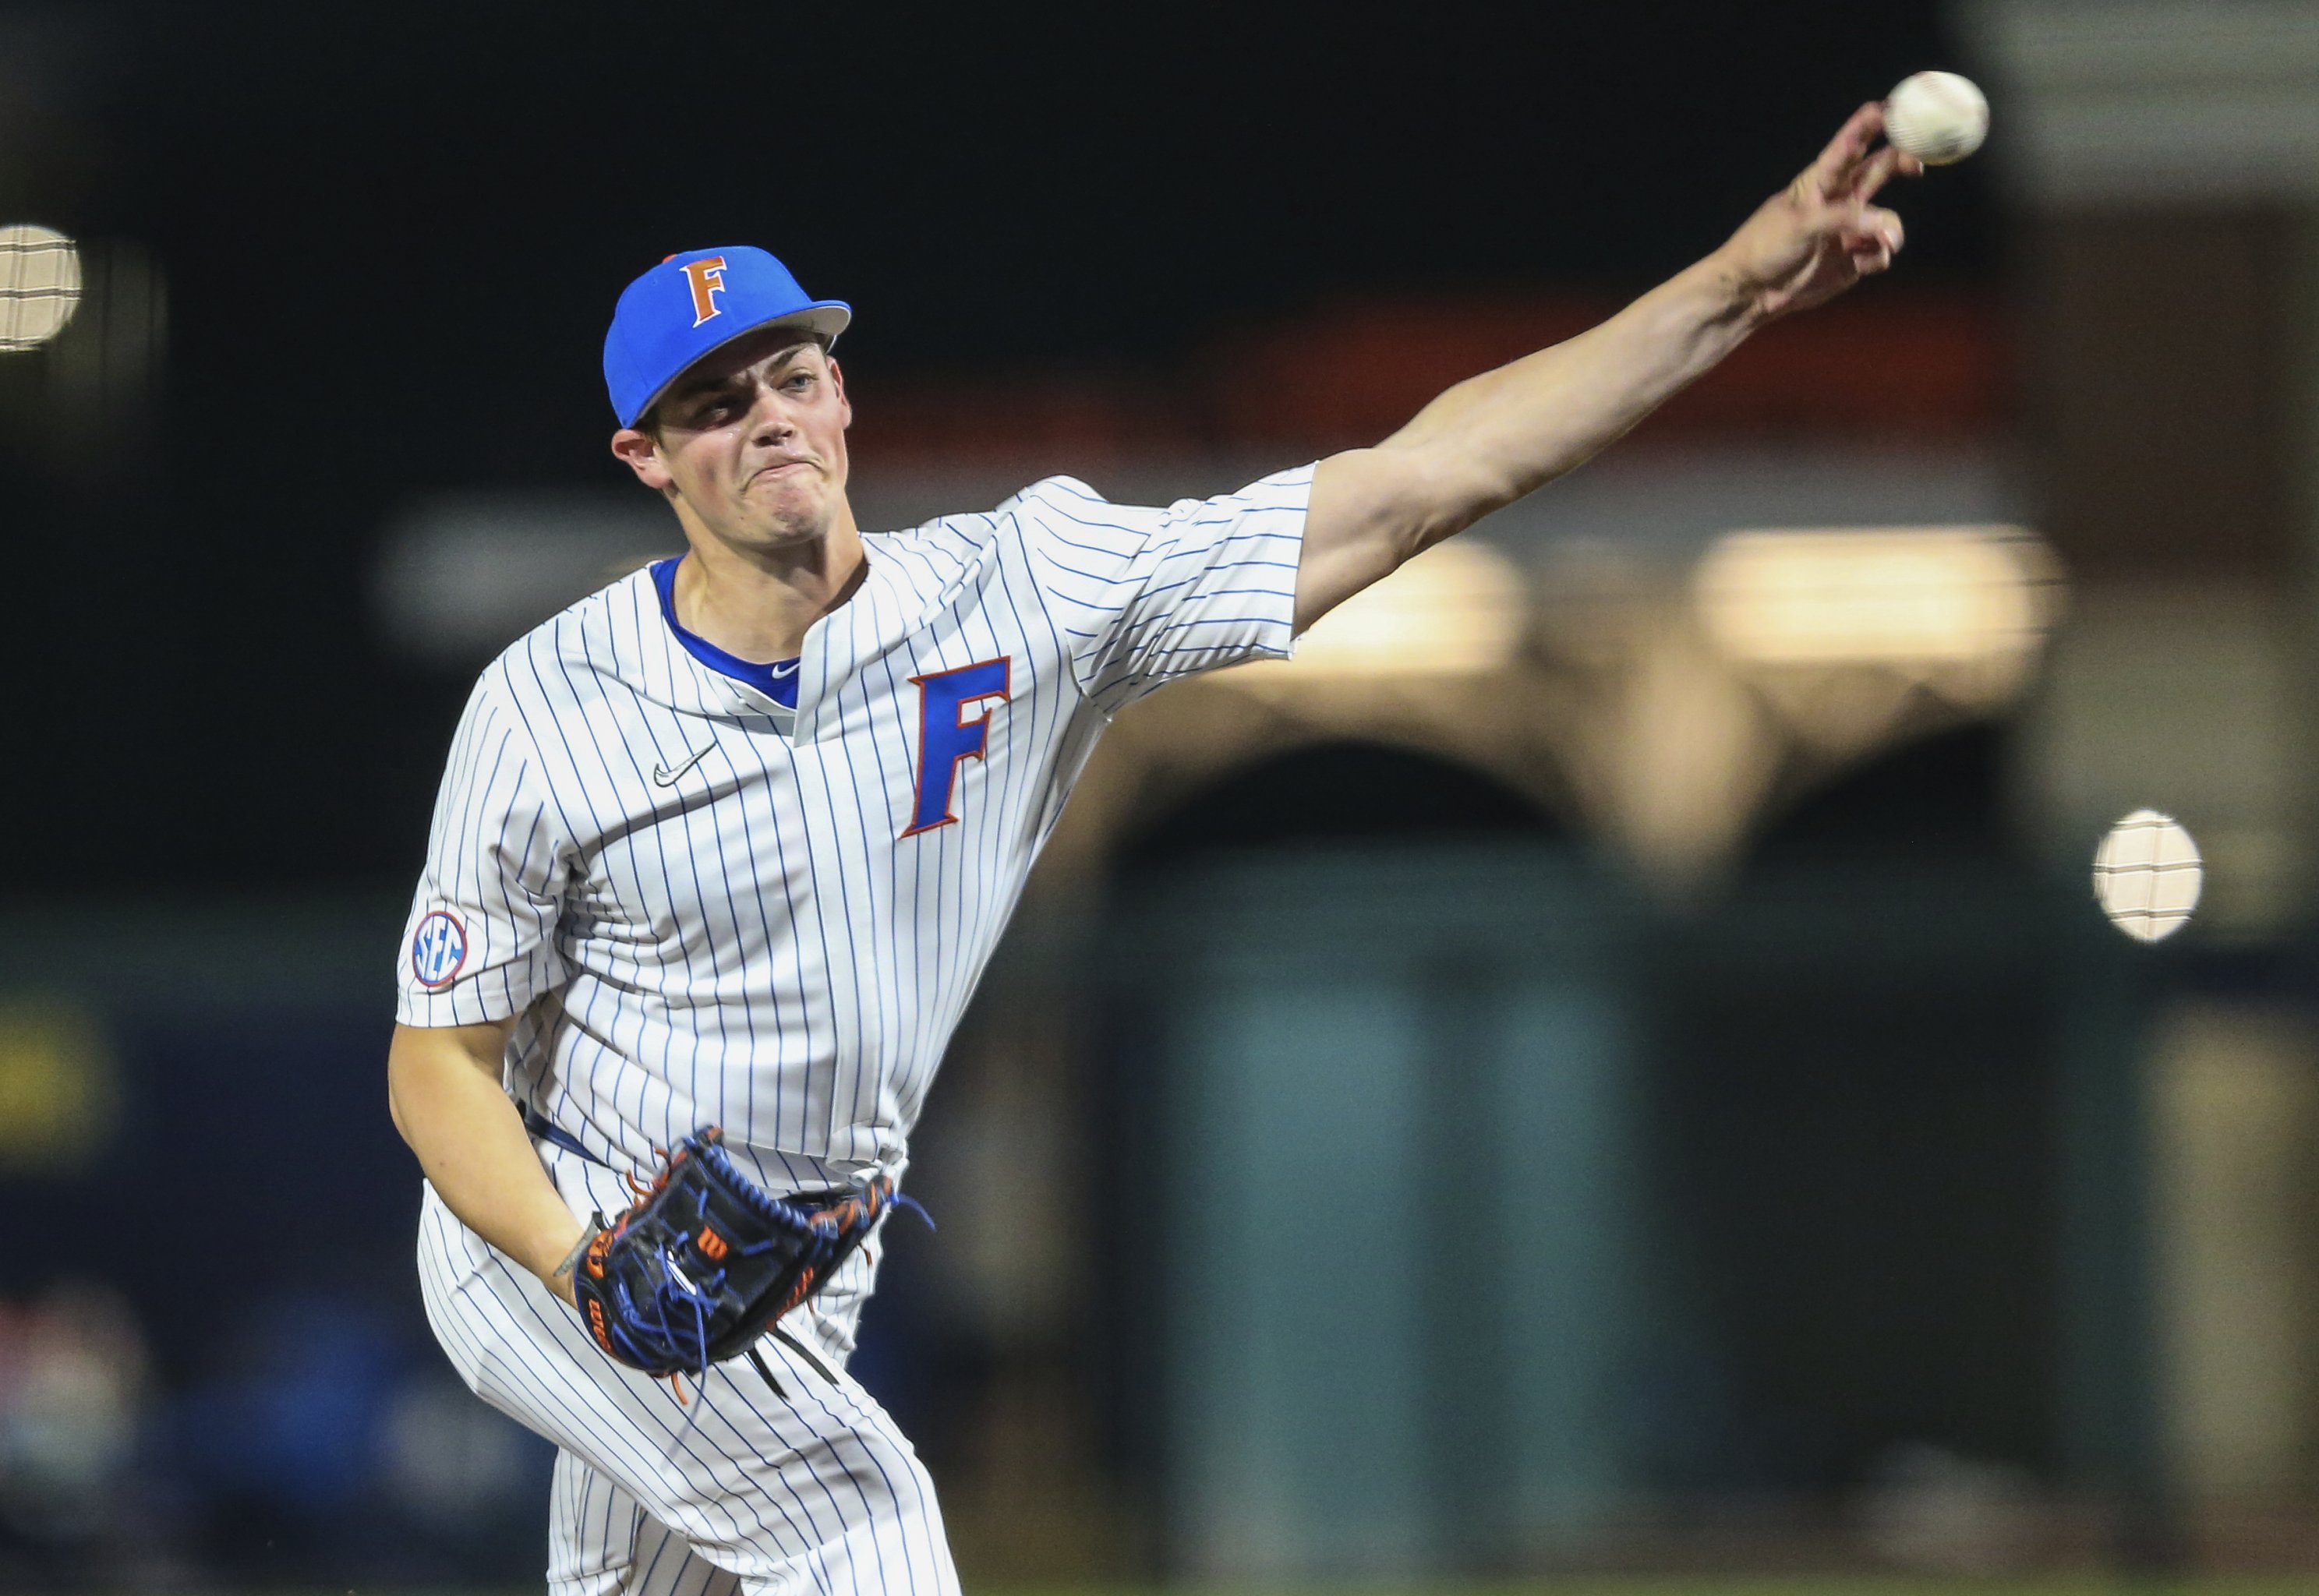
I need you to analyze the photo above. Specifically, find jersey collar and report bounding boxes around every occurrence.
[650,557,802,710]
[642,542,923,743]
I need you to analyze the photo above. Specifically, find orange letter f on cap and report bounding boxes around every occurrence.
[682,256,730,327]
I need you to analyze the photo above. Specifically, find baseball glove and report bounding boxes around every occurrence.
[571,1128,904,1379]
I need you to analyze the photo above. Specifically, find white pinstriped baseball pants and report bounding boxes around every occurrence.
[415,1145,960,1596]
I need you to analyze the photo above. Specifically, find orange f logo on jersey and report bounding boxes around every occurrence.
[681,256,730,327]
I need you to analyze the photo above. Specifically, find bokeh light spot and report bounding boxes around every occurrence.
[2094,807,2203,942]
[0,1003,118,1169]
[0,224,84,351]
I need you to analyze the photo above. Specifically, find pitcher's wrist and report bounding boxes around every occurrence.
[532,1213,596,1305]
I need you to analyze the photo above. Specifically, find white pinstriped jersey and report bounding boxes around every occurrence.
[397,464,1313,1196]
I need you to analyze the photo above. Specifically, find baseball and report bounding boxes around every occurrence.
[1884,70,1988,166]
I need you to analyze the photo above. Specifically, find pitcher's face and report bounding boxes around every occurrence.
[612,330,852,549]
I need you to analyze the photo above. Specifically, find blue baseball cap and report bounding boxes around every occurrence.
[603,246,851,428]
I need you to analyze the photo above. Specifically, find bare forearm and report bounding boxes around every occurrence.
[1387,252,1758,538]
[1296,254,1759,627]
[1296,105,1910,632]
[389,1022,585,1303]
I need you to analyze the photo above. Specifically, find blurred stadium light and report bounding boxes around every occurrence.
[0,231,168,496]
[1236,539,1528,680]
[374,494,678,662]
[2092,808,2204,943]
[1695,525,2060,673]
[0,225,80,351]
[0,1003,116,1173]
[1694,521,2066,759]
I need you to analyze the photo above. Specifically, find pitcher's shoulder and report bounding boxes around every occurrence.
[487,564,661,705]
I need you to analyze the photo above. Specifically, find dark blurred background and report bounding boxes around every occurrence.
[0,0,1992,895]
[5,0,2318,1588]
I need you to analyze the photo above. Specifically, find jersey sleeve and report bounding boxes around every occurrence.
[395,670,573,1026]
[1015,462,1313,712]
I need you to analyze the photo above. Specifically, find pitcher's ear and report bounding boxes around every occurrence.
[611,427,673,490]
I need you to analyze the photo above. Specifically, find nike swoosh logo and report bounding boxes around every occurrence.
[651,743,715,787]
[769,661,801,679]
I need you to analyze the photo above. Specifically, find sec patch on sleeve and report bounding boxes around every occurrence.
[410,909,469,988]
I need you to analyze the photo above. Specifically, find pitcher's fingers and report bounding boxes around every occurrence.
[1806,102,1886,194]
[1861,203,1904,255]
[1848,143,1920,202]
